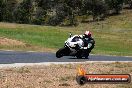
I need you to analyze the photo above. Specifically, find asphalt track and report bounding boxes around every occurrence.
[0,50,132,64]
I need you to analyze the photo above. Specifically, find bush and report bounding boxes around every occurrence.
[124,0,132,8]
[47,16,64,26]
[0,0,130,26]
[105,0,124,14]
[32,18,45,25]
[82,0,107,21]
[0,0,18,22]
[13,0,34,24]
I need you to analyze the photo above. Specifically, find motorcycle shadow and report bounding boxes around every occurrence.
[67,57,89,60]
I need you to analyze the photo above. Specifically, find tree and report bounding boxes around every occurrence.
[105,0,124,14]
[0,0,6,21]
[14,0,34,23]
[124,0,132,8]
[33,0,53,25]
[0,0,17,22]
[82,0,107,21]
[47,3,69,26]
[64,0,82,25]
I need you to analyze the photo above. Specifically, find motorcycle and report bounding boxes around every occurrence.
[56,33,93,59]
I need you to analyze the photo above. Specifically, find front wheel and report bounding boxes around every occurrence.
[56,47,69,58]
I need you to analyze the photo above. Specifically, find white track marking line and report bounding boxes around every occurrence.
[0,61,132,68]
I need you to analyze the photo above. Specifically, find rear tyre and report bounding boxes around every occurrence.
[76,50,82,59]
[76,55,82,59]
[84,53,89,59]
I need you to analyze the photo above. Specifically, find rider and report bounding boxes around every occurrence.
[82,31,95,47]
[80,31,95,58]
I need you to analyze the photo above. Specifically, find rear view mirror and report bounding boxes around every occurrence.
[69,32,72,38]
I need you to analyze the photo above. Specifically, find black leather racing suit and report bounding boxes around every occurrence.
[82,37,95,58]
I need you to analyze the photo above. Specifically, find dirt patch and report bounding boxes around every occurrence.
[0,22,19,29]
[0,37,26,46]
[0,62,131,88]
[0,22,32,29]
[0,37,56,52]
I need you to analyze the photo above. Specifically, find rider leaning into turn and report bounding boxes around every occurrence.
[79,31,95,58]
[82,31,95,48]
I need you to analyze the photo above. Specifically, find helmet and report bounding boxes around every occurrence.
[84,31,91,38]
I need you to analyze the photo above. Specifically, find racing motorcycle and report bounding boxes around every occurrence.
[56,33,93,59]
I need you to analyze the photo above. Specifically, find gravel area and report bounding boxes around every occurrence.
[0,62,132,88]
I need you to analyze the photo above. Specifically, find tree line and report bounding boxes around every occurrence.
[0,0,132,26]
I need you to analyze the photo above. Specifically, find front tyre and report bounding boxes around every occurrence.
[56,47,68,58]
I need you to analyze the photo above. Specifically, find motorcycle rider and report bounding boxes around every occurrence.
[79,31,95,58]
[56,31,95,59]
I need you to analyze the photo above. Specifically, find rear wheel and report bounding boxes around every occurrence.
[76,50,82,59]
[84,53,89,59]
[76,55,82,59]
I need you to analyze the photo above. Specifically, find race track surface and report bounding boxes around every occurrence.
[0,51,132,64]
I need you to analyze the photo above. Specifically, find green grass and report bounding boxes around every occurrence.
[0,9,132,56]
[0,26,68,48]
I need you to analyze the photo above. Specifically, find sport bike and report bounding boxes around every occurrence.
[56,34,93,59]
